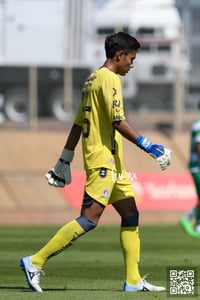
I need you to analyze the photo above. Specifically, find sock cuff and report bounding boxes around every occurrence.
[121,212,139,227]
[76,216,97,232]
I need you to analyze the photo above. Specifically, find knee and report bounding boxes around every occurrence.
[76,215,97,232]
[121,211,139,227]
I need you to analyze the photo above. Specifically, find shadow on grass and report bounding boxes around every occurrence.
[0,286,122,292]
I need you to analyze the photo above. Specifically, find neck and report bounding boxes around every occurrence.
[101,59,117,73]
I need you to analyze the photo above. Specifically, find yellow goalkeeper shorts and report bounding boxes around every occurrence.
[84,168,135,206]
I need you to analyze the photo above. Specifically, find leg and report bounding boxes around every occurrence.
[184,172,200,221]
[20,193,105,292]
[80,192,105,224]
[180,172,200,237]
[193,172,200,231]
[194,198,200,232]
[31,194,105,268]
[112,197,141,286]
[113,197,165,292]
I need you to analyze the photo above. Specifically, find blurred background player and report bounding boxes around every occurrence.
[20,32,171,293]
[180,102,200,237]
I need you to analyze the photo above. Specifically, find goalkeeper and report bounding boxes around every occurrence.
[20,31,171,293]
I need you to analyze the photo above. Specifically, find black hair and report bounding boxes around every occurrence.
[105,31,140,59]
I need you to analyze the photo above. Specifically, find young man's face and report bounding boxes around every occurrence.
[117,50,137,76]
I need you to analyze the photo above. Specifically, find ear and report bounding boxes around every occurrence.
[115,50,125,61]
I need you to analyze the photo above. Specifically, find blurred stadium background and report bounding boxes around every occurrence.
[0,0,199,225]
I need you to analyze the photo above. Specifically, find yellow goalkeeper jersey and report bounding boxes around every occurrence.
[74,67,126,171]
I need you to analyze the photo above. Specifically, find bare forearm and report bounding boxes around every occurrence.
[64,123,82,151]
[113,120,140,144]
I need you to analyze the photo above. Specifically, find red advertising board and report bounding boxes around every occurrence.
[61,172,197,211]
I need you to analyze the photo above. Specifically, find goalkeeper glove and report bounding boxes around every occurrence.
[45,148,74,187]
[136,135,172,170]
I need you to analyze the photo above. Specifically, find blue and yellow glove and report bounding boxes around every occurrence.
[136,136,172,170]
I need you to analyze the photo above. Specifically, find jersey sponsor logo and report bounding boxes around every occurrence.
[101,188,110,198]
[112,88,117,96]
[112,100,121,113]
[112,100,120,108]
[113,115,124,121]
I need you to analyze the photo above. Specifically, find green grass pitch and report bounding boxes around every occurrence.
[0,224,199,300]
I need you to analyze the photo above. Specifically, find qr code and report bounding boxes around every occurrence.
[167,267,197,297]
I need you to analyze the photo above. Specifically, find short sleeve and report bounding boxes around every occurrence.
[101,73,126,123]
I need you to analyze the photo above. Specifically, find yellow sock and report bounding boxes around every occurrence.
[31,219,85,269]
[120,226,141,286]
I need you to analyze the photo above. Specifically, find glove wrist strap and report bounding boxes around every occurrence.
[61,148,74,163]
[136,135,152,152]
